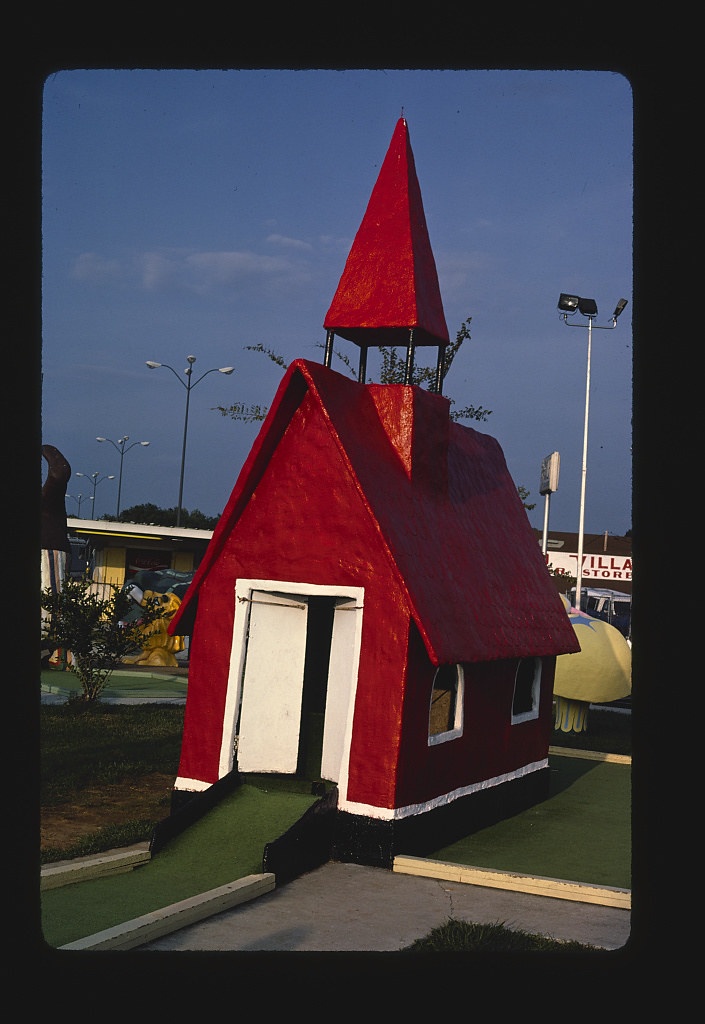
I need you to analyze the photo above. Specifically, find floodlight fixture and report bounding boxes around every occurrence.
[558,293,580,313]
[577,297,598,317]
[613,298,628,320]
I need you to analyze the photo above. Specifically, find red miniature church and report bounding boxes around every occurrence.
[165,119,579,869]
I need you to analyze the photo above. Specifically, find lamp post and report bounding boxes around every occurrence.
[66,493,93,518]
[146,355,234,527]
[75,471,115,519]
[96,436,150,517]
[557,293,628,610]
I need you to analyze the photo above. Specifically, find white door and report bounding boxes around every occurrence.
[320,597,359,781]
[236,591,308,773]
[222,579,364,787]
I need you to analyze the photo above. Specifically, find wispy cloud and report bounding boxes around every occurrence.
[70,252,123,281]
[69,247,314,296]
[265,234,313,251]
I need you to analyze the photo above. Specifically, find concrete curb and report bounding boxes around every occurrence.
[58,874,276,950]
[393,856,631,909]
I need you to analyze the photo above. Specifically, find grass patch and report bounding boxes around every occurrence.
[41,820,158,864]
[40,704,184,864]
[401,918,602,952]
[41,703,184,806]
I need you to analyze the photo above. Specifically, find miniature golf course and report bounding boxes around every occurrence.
[40,670,631,950]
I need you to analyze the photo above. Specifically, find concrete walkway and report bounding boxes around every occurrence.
[132,860,631,953]
[45,845,630,953]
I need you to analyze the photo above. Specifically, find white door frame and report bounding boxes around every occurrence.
[219,578,364,798]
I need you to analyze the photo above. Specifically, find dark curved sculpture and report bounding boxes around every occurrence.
[41,444,71,554]
[41,445,73,665]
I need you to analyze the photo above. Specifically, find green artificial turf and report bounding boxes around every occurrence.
[428,754,631,889]
[41,784,317,948]
[41,754,630,949]
[41,668,188,701]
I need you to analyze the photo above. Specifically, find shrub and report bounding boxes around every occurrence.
[41,576,161,702]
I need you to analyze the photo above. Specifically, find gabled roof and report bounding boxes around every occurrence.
[170,359,579,664]
[323,118,450,349]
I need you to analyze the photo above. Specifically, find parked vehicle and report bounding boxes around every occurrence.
[68,536,92,578]
[568,586,631,639]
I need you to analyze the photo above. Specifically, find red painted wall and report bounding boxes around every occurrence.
[175,364,565,813]
[176,388,413,804]
[393,622,556,809]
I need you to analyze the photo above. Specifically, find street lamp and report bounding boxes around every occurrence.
[146,355,234,527]
[557,293,628,610]
[96,436,150,517]
[75,471,115,519]
[66,493,93,518]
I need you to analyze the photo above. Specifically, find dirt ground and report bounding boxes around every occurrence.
[40,772,174,852]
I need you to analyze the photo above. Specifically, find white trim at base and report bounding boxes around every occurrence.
[339,758,549,821]
[174,777,213,793]
[175,758,550,821]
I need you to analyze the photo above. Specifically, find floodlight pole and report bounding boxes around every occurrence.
[558,295,627,609]
[575,314,592,610]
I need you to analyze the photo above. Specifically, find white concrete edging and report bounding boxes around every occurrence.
[58,873,276,950]
[41,846,151,890]
[393,856,631,909]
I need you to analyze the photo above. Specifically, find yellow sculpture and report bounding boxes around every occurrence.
[122,590,185,668]
[553,594,631,733]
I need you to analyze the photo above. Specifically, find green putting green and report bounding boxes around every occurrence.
[40,754,630,949]
[41,783,318,948]
[41,668,188,701]
[430,756,631,889]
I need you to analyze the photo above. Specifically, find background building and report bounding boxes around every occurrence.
[66,517,213,589]
[533,529,632,596]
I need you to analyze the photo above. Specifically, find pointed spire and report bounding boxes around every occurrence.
[323,118,450,351]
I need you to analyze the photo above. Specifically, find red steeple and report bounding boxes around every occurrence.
[323,118,450,366]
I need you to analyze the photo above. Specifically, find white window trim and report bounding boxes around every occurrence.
[428,664,464,746]
[511,657,542,724]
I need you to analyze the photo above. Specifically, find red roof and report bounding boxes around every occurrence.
[171,360,579,664]
[323,118,450,349]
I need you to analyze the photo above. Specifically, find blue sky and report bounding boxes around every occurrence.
[41,68,633,534]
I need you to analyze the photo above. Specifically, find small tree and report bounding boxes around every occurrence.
[214,319,541,510]
[216,319,491,424]
[517,486,536,512]
[41,576,161,702]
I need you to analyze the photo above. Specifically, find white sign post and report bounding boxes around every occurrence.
[539,452,560,556]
